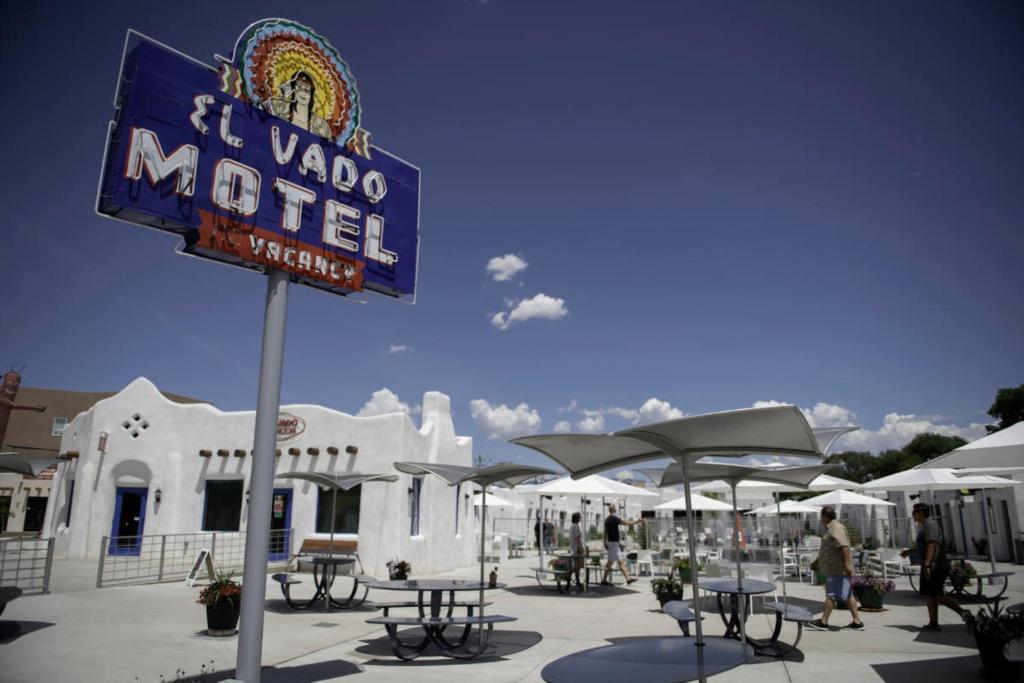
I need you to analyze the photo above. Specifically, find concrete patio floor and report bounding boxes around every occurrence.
[0,554,1018,682]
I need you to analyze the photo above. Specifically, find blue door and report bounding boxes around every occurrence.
[110,487,148,555]
[268,488,292,561]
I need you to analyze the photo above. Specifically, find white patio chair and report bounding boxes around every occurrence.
[635,550,654,577]
[781,549,803,583]
[742,564,778,608]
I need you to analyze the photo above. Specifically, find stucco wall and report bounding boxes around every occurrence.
[43,378,476,576]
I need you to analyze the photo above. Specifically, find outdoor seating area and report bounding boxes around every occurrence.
[5,551,1024,682]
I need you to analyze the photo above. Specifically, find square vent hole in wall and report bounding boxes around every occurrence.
[121,413,150,439]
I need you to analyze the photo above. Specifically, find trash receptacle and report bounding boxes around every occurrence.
[1014,537,1024,565]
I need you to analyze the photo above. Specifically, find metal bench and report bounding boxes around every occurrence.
[759,601,814,656]
[371,600,492,616]
[366,613,517,660]
[271,569,371,610]
[662,600,702,636]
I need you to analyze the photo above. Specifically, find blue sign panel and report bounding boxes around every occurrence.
[98,25,419,300]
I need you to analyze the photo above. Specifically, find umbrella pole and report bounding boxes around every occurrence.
[326,486,337,611]
[479,487,487,651]
[981,488,998,576]
[680,461,705,647]
[538,495,545,570]
[776,492,787,605]
[730,481,747,648]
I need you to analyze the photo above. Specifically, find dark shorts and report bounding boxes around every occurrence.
[919,566,949,598]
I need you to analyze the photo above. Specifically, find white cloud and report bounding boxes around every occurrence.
[387,344,413,354]
[553,420,573,433]
[486,254,528,282]
[574,412,605,434]
[753,399,989,454]
[357,388,420,417]
[634,397,685,425]
[490,293,569,330]
[470,399,542,439]
[607,406,639,420]
[615,469,633,480]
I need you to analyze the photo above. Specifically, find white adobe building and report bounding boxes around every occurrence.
[42,378,478,576]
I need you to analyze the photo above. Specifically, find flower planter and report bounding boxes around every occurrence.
[853,585,885,610]
[971,627,1023,680]
[205,596,240,636]
[656,591,683,607]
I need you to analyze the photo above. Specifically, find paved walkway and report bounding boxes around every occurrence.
[0,555,1018,682]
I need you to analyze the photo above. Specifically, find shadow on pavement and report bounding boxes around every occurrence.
[871,654,989,683]
[0,620,55,643]
[178,660,362,682]
[263,599,377,614]
[504,583,638,598]
[356,628,542,666]
[887,623,975,648]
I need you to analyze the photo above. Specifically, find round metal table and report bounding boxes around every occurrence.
[364,579,509,660]
[541,636,753,683]
[311,556,356,610]
[701,577,776,640]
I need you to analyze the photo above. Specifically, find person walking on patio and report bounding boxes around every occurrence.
[601,505,640,586]
[569,512,586,591]
[809,506,864,631]
[901,502,964,631]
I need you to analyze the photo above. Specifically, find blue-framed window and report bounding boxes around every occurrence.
[409,477,422,536]
[315,485,360,534]
[454,483,460,535]
[202,480,243,531]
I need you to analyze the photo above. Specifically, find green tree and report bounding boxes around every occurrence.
[872,449,923,479]
[903,433,967,462]
[988,384,1024,433]
[824,451,876,483]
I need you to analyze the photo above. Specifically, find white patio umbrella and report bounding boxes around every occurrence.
[920,422,1024,470]
[800,489,895,563]
[472,491,520,508]
[531,474,659,573]
[655,493,735,511]
[745,499,821,516]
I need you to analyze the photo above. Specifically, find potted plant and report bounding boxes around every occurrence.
[387,559,411,580]
[197,569,241,636]
[950,560,979,593]
[549,556,571,577]
[673,558,703,584]
[651,576,684,606]
[964,602,1024,679]
[851,573,896,609]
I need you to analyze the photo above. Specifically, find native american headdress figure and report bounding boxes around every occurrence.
[226,19,363,150]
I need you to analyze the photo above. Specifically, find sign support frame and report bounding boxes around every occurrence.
[236,269,290,683]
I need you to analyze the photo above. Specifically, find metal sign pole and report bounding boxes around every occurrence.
[236,270,290,683]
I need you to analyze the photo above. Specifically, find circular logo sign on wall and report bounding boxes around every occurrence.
[276,413,306,442]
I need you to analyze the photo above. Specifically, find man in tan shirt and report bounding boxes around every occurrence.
[809,506,864,630]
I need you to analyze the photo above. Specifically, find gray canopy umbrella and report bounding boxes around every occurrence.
[393,462,556,651]
[274,472,399,558]
[0,452,59,477]
[512,405,823,652]
[0,452,34,476]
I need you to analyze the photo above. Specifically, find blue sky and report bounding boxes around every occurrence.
[3,1,1022,469]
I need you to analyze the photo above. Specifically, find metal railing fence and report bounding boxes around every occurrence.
[0,536,54,594]
[96,528,292,588]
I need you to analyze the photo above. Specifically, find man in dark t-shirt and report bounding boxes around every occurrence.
[901,503,963,631]
[601,505,642,585]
